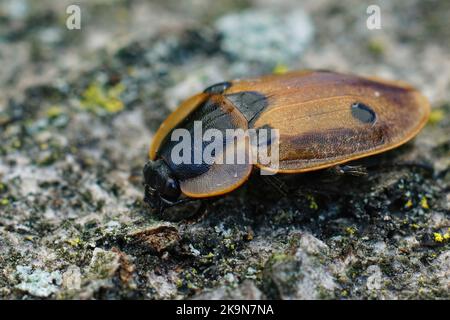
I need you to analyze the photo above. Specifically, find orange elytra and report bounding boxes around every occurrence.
[143,70,430,211]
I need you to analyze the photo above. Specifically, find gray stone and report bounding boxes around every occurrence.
[15,266,62,298]
[216,9,314,66]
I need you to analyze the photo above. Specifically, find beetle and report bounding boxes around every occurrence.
[143,70,430,212]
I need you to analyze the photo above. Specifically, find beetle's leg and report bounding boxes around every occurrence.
[260,175,289,197]
[193,201,207,219]
[169,197,194,207]
[161,199,208,222]
[327,164,368,177]
[349,152,434,175]
[159,197,195,212]
[157,197,208,220]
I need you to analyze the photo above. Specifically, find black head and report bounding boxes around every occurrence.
[143,159,181,212]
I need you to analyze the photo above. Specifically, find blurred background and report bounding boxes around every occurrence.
[1,0,449,104]
[0,0,449,300]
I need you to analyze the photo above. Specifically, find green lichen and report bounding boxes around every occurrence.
[367,38,385,57]
[344,226,357,236]
[428,109,445,125]
[81,82,125,114]
[306,194,319,210]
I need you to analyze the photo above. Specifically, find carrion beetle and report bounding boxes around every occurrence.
[143,70,430,212]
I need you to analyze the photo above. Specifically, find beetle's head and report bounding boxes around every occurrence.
[143,159,181,212]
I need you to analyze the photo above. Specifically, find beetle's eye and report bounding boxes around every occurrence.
[162,177,180,201]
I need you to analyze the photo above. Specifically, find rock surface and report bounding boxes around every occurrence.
[0,0,449,299]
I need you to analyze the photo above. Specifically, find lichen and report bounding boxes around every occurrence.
[81,82,125,114]
[15,266,62,298]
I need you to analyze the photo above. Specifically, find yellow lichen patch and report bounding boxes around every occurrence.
[433,233,443,243]
[46,106,63,118]
[410,223,420,230]
[306,194,319,210]
[444,232,450,241]
[404,199,413,208]
[204,252,214,259]
[420,196,429,209]
[273,63,288,75]
[81,82,125,113]
[428,109,445,125]
[367,38,385,57]
[0,198,9,205]
[66,237,81,247]
[345,226,357,236]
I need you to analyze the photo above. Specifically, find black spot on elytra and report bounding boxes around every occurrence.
[203,81,232,94]
[351,102,376,124]
[225,91,268,123]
